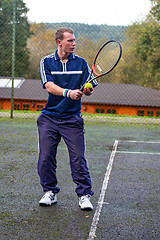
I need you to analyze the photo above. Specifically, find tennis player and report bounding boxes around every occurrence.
[37,27,98,210]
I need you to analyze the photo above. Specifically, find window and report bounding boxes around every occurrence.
[107,109,116,114]
[23,104,29,110]
[156,111,160,117]
[14,104,20,110]
[96,108,104,114]
[147,111,153,116]
[137,110,144,116]
[37,105,44,111]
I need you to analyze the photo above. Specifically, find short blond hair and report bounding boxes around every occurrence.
[55,27,74,41]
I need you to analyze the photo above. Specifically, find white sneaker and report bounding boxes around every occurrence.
[79,195,93,211]
[39,191,57,206]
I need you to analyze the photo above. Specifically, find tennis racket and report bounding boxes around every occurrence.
[80,40,122,91]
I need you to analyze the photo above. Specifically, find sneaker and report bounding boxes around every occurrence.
[79,195,93,211]
[39,191,57,206]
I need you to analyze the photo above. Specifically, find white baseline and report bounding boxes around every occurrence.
[87,140,118,240]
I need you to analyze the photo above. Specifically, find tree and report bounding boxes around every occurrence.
[134,0,160,89]
[120,0,160,89]
[0,0,31,77]
[136,20,160,72]
[150,0,160,21]
[27,23,56,79]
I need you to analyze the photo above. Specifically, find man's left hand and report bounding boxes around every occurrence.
[83,87,93,96]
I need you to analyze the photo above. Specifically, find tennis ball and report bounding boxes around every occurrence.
[85,82,93,89]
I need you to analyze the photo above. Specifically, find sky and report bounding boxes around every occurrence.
[24,0,152,26]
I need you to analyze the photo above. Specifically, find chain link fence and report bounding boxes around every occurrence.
[0,0,160,124]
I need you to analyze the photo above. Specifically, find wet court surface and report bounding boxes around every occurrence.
[0,119,160,239]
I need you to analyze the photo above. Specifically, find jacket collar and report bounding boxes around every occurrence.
[54,50,75,61]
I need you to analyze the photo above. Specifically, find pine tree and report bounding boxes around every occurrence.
[0,0,31,77]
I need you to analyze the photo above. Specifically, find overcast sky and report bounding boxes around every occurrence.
[24,0,152,26]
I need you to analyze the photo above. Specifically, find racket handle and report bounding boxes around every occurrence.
[80,85,84,91]
[80,71,93,91]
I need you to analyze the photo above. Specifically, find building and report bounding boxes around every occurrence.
[82,82,160,117]
[0,78,160,117]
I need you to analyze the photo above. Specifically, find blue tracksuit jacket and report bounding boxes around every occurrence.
[40,50,97,118]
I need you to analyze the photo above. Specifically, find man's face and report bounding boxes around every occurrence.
[59,32,76,54]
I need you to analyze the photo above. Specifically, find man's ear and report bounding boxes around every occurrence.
[56,39,61,45]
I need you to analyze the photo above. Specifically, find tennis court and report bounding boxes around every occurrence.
[0,118,160,240]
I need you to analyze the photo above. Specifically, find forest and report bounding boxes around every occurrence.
[45,22,127,42]
[0,0,160,89]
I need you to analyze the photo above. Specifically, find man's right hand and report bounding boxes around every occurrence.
[69,90,83,100]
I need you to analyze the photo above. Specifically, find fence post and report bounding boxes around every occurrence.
[11,0,16,119]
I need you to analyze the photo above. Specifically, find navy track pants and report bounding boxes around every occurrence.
[37,113,94,197]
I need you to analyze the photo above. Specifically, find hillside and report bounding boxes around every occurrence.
[45,22,127,42]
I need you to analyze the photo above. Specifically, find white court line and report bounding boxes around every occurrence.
[116,151,160,155]
[118,140,160,144]
[87,140,118,240]
[117,140,160,155]
[87,139,160,239]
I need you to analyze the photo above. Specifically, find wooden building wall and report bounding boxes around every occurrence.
[0,98,160,117]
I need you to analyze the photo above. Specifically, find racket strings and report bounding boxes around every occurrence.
[94,42,120,75]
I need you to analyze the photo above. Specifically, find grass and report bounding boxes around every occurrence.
[1,109,160,123]
[1,109,160,117]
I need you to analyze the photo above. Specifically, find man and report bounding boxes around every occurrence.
[37,27,97,210]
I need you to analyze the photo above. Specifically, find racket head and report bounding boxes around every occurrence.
[92,40,122,77]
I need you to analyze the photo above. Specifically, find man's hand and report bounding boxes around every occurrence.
[69,89,83,100]
[83,86,93,96]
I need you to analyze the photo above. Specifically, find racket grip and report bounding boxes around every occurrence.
[80,85,84,91]
[80,71,93,92]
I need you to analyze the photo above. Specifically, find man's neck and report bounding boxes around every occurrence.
[57,50,70,63]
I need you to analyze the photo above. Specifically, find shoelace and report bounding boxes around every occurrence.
[81,195,90,202]
[43,191,54,199]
